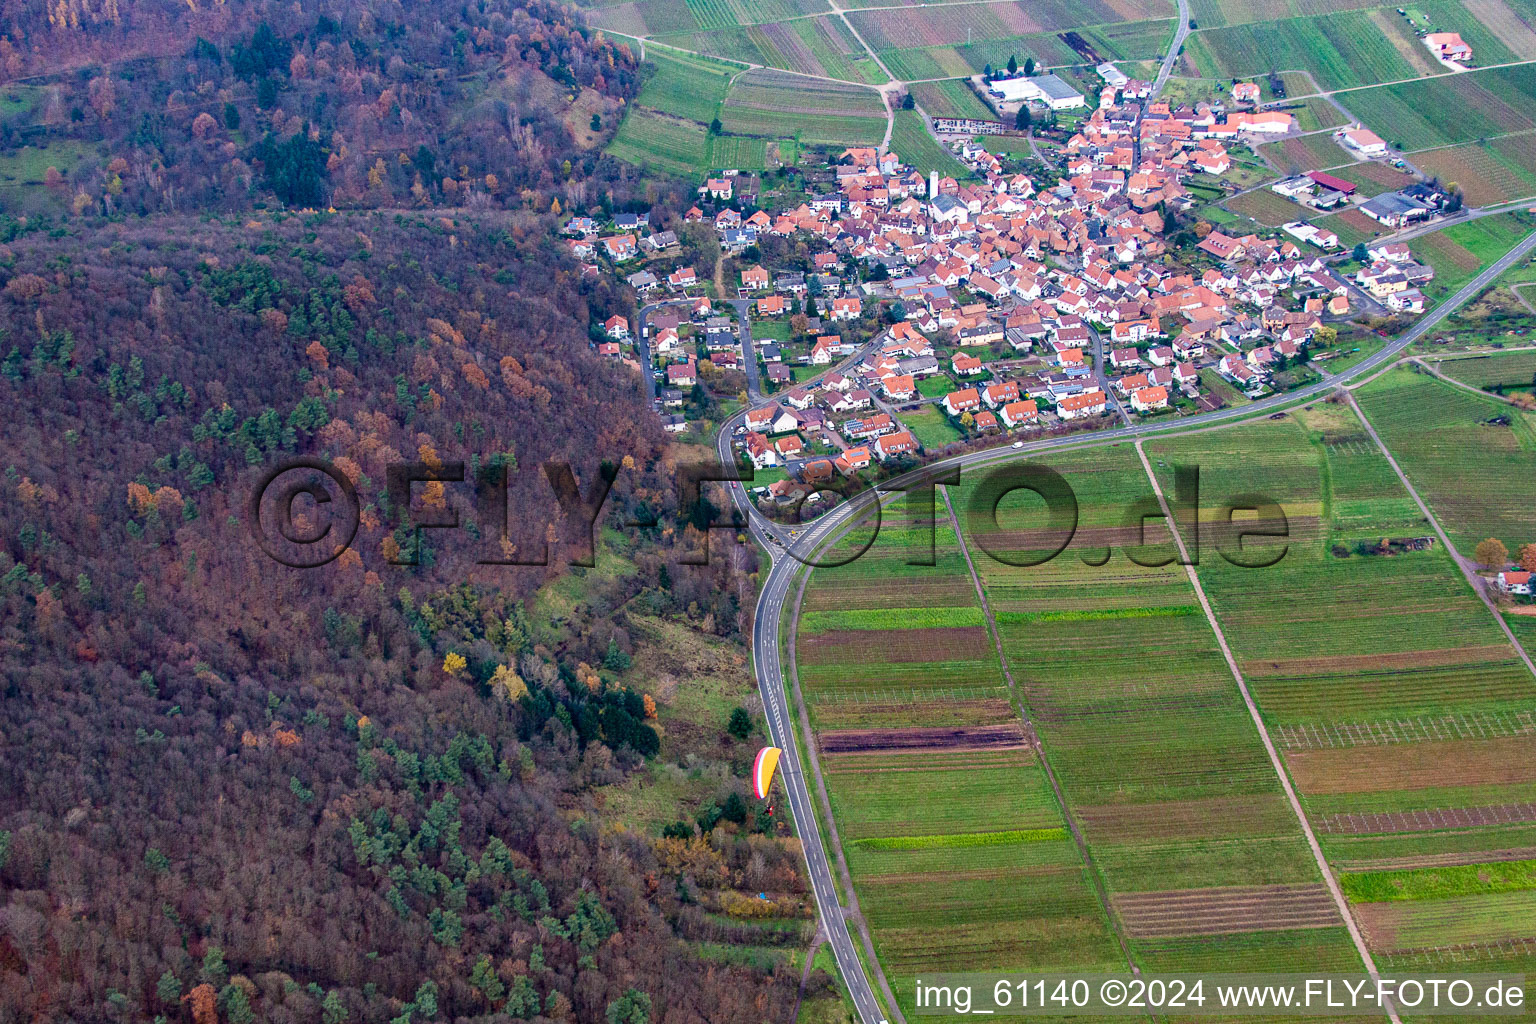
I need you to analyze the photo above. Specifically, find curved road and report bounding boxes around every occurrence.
[707,227,1536,1024]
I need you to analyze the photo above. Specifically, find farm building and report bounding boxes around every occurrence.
[987,74,1084,110]
[1307,171,1356,195]
[1341,128,1388,157]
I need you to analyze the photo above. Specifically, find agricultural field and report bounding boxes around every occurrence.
[1227,188,1313,226]
[1258,133,1353,175]
[888,110,971,178]
[1344,62,1536,152]
[1183,9,1447,91]
[1327,160,1418,197]
[655,16,887,84]
[608,106,714,175]
[1412,212,1536,300]
[1312,208,1383,248]
[1189,0,1394,29]
[1356,367,1536,558]
[1277,96,1350,134]
[585,0,833,33]
[633,48,739,122]
[955,445,1366,973]
[871,15,1175,82]
[720,71,887,146]
[1429,349,1536,393]
[607,48,746,175]
[908,80,995,122]
[796,504,1126,1013]
[1414,134,1536,207]
[1148,406,1536,971]
[846,0,1172,51]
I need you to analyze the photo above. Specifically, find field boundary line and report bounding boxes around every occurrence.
[937,483,1140,973]
[784,560,907,1022]
[1132,439,1400,1023]
[1410,356,1526,406]
[1346,391,1536,678]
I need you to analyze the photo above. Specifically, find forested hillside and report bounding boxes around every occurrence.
[0,3,814,1023]
[0,0,648,216]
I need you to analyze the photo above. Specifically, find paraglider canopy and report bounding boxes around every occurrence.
[752,746,782,801]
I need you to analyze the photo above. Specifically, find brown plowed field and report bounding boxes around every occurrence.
[1114,884,1340,937]
[820,722,1028,755]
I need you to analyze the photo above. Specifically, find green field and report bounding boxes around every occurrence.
[1413,134,1536,207]
[608,107,713,175]
[720,70,887,145]
[655,16,887,83]
[1148,404,1536,965]
[1356,367,1536,557]
[1258,133,1353,175]
[1227,188,1312,226]
[900,404,965,449]
[957,446,1365,972]
[0,140,98,200]
[1412,213,1536,300]
[909,80,995,121]
[1430,349,1536,391]
[888,110,970,178]
[1344,62,1536,152]
[1184,9,1446,91]
[587,0,833,34]
[875,19,1174,82]
[797,505,1126,1015]
[607,48,742,174]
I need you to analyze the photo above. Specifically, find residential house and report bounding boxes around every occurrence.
[983,381,1021,407]
[943,388,982,416]
[874,430,919,461]
[1000,399,1039,428]
[1056,390,1107,419]
[1131,385,1170,412]
[1497,570,1533,595]
[831,297,863,321]
[953,352,985,376]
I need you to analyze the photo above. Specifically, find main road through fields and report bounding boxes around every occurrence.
[709,228,1536,1024]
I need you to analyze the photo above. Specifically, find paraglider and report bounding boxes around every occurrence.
[752,746,782,801]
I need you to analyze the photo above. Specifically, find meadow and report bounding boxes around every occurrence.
[899,404,965,449]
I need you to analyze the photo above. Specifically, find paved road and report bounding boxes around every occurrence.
[1153,0,1192,100]
[705,226,1536,1024]
[729,297,765,400]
